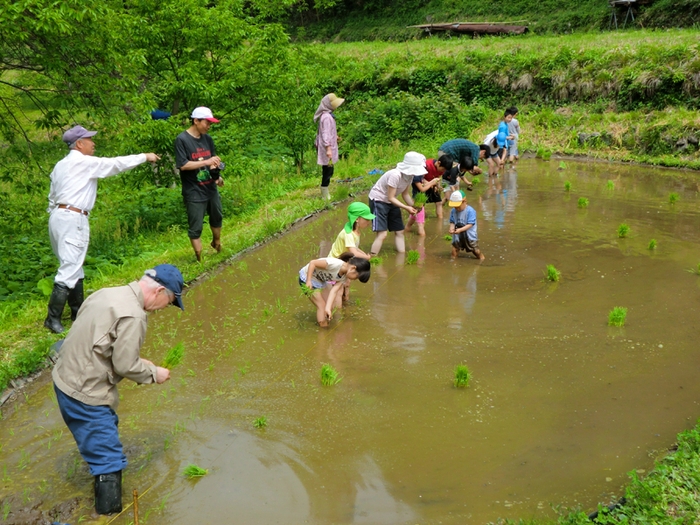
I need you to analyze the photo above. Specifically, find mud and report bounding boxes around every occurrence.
[1,159,699,524]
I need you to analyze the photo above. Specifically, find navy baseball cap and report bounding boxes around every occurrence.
[62,125,98,145]
[145,264,185,310]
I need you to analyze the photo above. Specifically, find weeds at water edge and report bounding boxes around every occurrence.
[608,306,628,327]
[454,365,472,388]
[577,197,589,208]
[183,464,208,478]
[320,364,342,386]
[544,265,561,282]
[406,250,420,265]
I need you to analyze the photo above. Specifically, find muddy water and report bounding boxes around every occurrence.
[2,159,700,524]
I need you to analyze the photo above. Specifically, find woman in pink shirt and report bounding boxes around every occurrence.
[314,93,344,200]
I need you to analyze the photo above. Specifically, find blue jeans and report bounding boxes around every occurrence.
[54,384,127,475]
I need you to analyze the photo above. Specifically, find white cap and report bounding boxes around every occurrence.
[191,107,220,123]
[448,190,465,207]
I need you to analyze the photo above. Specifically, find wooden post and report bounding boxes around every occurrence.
[133,489,140,525]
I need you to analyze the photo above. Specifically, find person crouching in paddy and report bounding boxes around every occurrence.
[448,191,485,261]
[299,253,371,327]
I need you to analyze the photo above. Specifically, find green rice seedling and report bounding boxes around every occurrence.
[669,192,679,204]
[369,256,384,266]
[183,464,208,478]
[253,416,267,429]
[320,363,342,386]
[413,192,427,209]
[300,283,316,297]
[275,298,288,313]
[564,181,572,191]
[3,501,10,520]
[648,239,657,250]
[471,176,481,185]
[444,234,452,241]
[686,263,700,275]
[577,197,589,208]
[606,180,615,190]
[559,161,568,170]
[453,365,472,388]
[544,264,561,282]
[161,342,184,369]
[406,250,420,265]
[617,223,630,238]
[608,306,628,327]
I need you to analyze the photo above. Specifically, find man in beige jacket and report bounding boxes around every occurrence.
[52,264,184,515]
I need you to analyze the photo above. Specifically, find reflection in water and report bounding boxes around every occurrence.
[353,456,416,524]
[2,159,700,524]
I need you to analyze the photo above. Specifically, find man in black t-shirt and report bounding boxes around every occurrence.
[174,106,224,261]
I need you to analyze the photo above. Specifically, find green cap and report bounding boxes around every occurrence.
[344,202,375,233]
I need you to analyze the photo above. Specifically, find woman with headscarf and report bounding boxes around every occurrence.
[314,93,345,200]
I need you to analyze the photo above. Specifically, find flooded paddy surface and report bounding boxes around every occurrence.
[2,159,700,524]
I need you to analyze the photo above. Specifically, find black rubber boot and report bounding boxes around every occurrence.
[68,278,84,321]
[44,283,69,334]
[95,471,122,515]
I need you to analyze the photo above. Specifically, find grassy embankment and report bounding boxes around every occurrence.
[326,30,700,170]
[288,0,700,41]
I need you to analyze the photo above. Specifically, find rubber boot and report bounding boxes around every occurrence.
[95,471,122,515]
[320,186,330,201]
[67,278,84,321]
[44,283,69,334]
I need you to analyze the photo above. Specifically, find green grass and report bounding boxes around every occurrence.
[406,250,420,265]
[320,363,341,386]
[669,192,680,204]
[453,364,472,388]
[544,264,561,282]
[253,416,267,429]
[161,342,184,369]
[183,464,208,478]
[577,197,589,208]
[648,239,657,250]
[564,181,572,191]
[618,223,631,238]
[608,306,628,327]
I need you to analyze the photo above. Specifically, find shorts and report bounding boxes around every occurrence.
[425,187,442,203]
[442,179,459,193]
[184,193,223,239]
[508,141,519,157]
[452,233,480,255]
[488,149,504,160]
[369,199,404,232]
[298,276,325,290]
[414,207,425,224]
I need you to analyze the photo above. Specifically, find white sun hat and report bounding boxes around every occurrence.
[396,151,427,176]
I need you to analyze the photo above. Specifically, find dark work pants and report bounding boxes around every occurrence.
[321,165,334,187]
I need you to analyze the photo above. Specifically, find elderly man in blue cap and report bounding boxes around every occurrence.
[52,264,185,515]
[44,125,161,333]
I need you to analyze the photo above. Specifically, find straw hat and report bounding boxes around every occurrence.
[328,93,345,110]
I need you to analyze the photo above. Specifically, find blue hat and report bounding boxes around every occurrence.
[62,125,97,145]
[145,264,185,310]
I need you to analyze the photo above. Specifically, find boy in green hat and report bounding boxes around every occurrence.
[328,201,375,301]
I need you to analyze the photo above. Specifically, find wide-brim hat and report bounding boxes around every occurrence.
[396,151,428,176]
[328,93,345,110]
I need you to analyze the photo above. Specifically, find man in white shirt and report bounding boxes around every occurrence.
[45,125,160,333]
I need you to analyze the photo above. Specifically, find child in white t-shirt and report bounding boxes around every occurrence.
[298,253,371,327]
